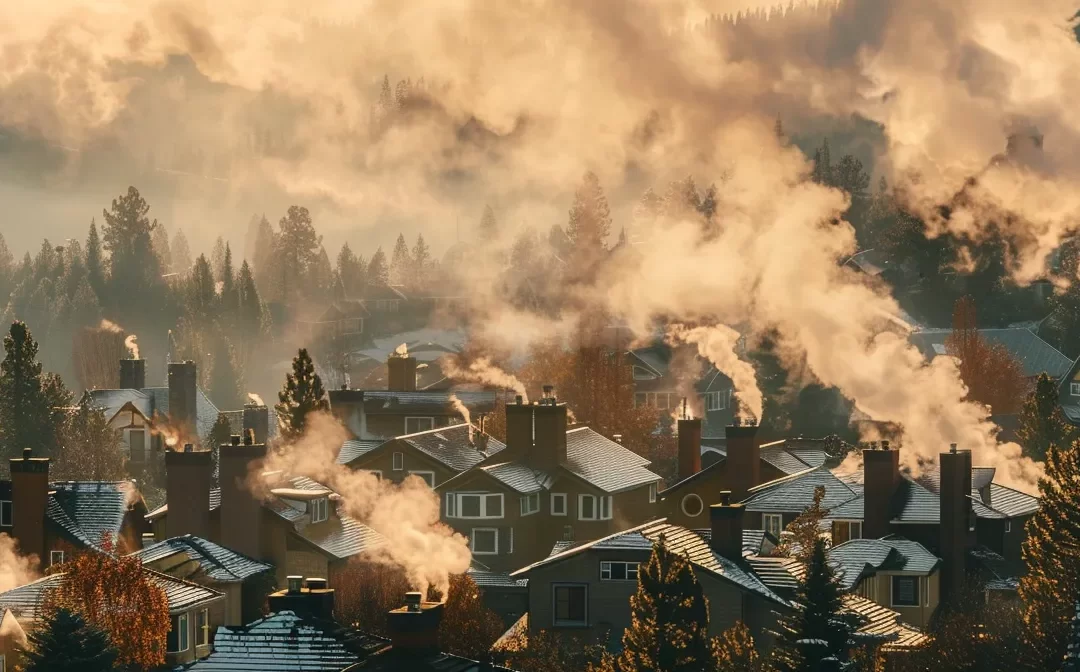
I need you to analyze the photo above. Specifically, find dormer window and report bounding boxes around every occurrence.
[311,497,329,524]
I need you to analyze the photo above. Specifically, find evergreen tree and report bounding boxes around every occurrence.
[220,243,236,311]
[187,254,218,322]
[412,234,431,288]
[210,236,227,281]
[309,245,334,299]
[711,623,765,672]
[0,232,12,298]
[85,219,106,300]
[812,138,833,185]
[151,221,172,272]
[566,171,612,280]
[252,214,276,289]
[337,243,365,298]
[378,74,394,119]
[368,246,390,287]
[236,260,266,337]
[276,348,329,439]
[53,400,125,481]
[101,186,164,315]
[276,206,322,301]
[774,538,855,672]
[479,204,497,238]
[777,485,830,562]
[208,335,243,410]
[0,321,55,463]
[390,233,412,286]
[19,607,118,672]
[1017,373,1077,462]
[171,228,193,276]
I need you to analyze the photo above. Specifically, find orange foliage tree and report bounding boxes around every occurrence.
[42,537,169,671]
[438,574,506,660]
[945,296,1028,414]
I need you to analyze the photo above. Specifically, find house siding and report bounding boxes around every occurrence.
[857,572,939,630]
[346,441,458,488]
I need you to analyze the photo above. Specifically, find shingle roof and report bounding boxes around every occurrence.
[985,484,1040,518]
[564,428,661,493]
[337,439,384,465]
[480,462,553,494]
[47,481,132,550]
[86,385,223,443]
[691,529,775,557]
[760,442,813,475]
[468,561,528,588]
[828,538,940,590]
[746,556,803,591]
[742,468,859,513]
[908,328,1072,378]
[402,424,507,472]
[827,472,940,524]
[132,535,273,582]
[296,514,387,560]
[363,390,497,415]
[912,467,1039,519]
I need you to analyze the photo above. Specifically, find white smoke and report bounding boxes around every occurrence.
[124,334,140,360]
[448,393,473,443]
[442,356,528,403]
[666,323,762,423]
[247,392,266,407]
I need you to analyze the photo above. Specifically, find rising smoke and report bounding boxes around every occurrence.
[666,323,762,422]
[247,392,266,407]
[124,334,140,360]
[447,394,473,443]
[0,535,40,594]
[442,356,528,403]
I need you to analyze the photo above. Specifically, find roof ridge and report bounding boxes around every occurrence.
[399,422,471,440]
[510,517,667,577]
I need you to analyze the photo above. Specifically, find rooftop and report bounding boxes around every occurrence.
[828,537,940,591]
[84,385,222,443]
[47,481,136,550]
[908,327,1072,379]
[132,535,273,583]
[398,424,507,472]
[742,467,860,514]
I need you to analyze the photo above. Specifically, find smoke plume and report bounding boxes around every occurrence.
[448,394,473,443]
[0,535,40,594]
[394,343,409,357]
[247,392,265,407]
[667,324,762,423]
[124,334,140,360]
[443,356,528,403]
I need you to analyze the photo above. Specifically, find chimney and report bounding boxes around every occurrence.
[862,441,900,539]
[677,417,703,481]
[243,404,269,445]
[10,448,49,567]
[725,424,760,501]
[940,444,974,603]
[268,577,336,621]
[141,532,157,549]
[219,441,267,559]
[505,398,534,459]
[531,397,567,472]
[119,358,146,390]
[387,355,418,392]
[709,492,745,561]
[387,592,444,653]
[165,449,212,539]
[167,361,198,440]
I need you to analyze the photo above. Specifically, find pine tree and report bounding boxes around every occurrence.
[210,236,227,281]
[252,214,276,287]
[777,485,830,562]
[337,243,365,298]
[774,538,855,672]
[390,233,412,286]
[100,186,164,314]
[151,221,172,272]
[711,622,765,672]
[566,171,612,281]
[85,219,106,300]
[53,401,125,481]
[209,335,243,410]
[276,348,329,439]
[479,204,497,238]
[1017,373,1076,462]
[611,535,714,672]
[812,138,833,186]
[276,206,322,301]
[0,321,55,463]
[19,608,118,672]
[187,254,218,322]
[236,260,266,337]
[171,228,193,276]
[412,234,431,288]
[368,246,389,287]
[220,243,236,312]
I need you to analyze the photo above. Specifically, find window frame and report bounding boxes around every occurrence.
[310,497,329,524]
[681,494,704,518]
[552,583,588,627]
[890,575,920,608]
[1005,520,1012,533]
[167,613,190,653]
[600,561,640,582]
[578,494,597,521]
[1072,382,1080,397]
[763,513,783,538]
[129,428,147,463]
[471,527,499,555]
[0,500,11,527]
[599,496,613,520]
[445,492,457,517]
[520,492,540,516]
[392,452,404,471]
[196,608,210,647]
[49,550,64,567]
[405,417,435,434]
[450,493,505,520]
[409,471,436,488]
[551,493,567,516]
[648,483,657,504]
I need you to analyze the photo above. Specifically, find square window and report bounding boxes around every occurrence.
[196,608,209,647]
[472,528,498,555]
[311,498,329,524]
[49,551,64,567]
[1072,382,1080,397]
[850,522,862,539]
[409,471,435,488]
[0,501,11,527]
[600,561,640,581]
[763,514,783,538]
[891,576,919,607]
[520,493,540,516]
[460,495,481,518]
[579,495,596,521]
[129,429,147,462]
[551,493,567,516]
[553,585,587,626]
[392,452,403,471]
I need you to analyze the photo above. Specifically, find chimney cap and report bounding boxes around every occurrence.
[950,442,958,454]
[305,578,328,591]
[881,440,890,450]
[22,447,31,460]
[287,576,303,593]
[718,490,732,506]
[230,435,241,446]
[405,591,423,612]
[515,395,523,405]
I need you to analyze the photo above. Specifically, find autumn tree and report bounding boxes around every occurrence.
[946,296,1027,414]
[439,574,506,660]
[1016,372,1077,462]
[19,607,118,672]
[276,348,329,439]
[711,622,766,672]
[501,628,607,672]
[52,401,126,481]
[43,537,170,670]
[776,485,830,562]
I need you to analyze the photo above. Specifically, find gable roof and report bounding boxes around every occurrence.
[47,481,135,550]
[359,390,498,416]
[85,385,223,443]
[132,535,273,582]
[742,467,860,514]
[478,462,554,494]
[660,439,827,496]
[828,538,940,590]
[398,424,507,472]
[908,328,1072,379]
[563,427,660,493]
[337,439,385,465]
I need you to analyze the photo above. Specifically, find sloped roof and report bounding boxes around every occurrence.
[47,481,133,550]
[297,514,387,560]
[468,561,528,588]
[828,538,939,590]
[479,463,553,494]
[742,468,859,514]
[912,467,1039,519]
[85,384,223,443]
[132,535,273,582]
[564,427,661,493]
[746,555,803,591]
[691,529,776,558]
[760,443,814,475]
[985,484,1040,517]
[908,328,1072,378]
[337,439,384,465]
[361,390,497,415]
[401,424,507,472]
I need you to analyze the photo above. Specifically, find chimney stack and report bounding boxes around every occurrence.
[677,417,703,481]
[141,532,157,549]
[119,358,146,390]
[10,448,49,568]
[387,355,418,392]
[167,361,198,440]
[387,592,444,653]
[243,403,269,445]
[269,577,335,621]
[219,441,267,560]
[940,445,974,603]
[862,441,900,539]
[725,424,760,501]
[531,396,567,472]
[165,449,212,540]
[505,401,534,459]
[709,492,745,561]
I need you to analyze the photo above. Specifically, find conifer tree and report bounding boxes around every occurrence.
[211,236,227,281]
[566,171,612,281]
[220,243,236,312]
[276,348,329,439]
[0,321,55,462]
[0,232,12,302]
[19,607,118,672]
[368,246,390,287]
[390,233,412,286]
[187,254,218,323]
[171,228,193,277]
[151,221,172,272]
[1017,373,1076,462]
[101,186,164,316]
[412,234,431,288]
[711,622,765,672]
[236,260,266,338]
[479,204,497,238]
[276,206,321,301]
[85,219,106,300]
[337,243,365,297]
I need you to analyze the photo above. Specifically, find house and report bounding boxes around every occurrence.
[296,299,369,351]
[132,534,274,626]
[434,397,663,571]
[7,448,151,571]
[0,567,225,667]
[1056,355,1080,428]
[627,345,737,433]
[340,423,506,489]
[345,328,467,391]
[908,327,1072,382]
[828,537,941,629]
[144,439,385,587]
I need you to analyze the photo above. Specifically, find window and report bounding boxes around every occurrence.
[600,561,639,581]
[310,497,329,524]
[634,392,672,409]
[599,496,612,520]
[579,495,596,520]
[850,521,862,540]
[167,613,190,653]
[405,417,435,434]
[648,483,657,504]
[703,390,729,412]
[392,452,404,471]
[445,492,457,517]
[0,501,11,527]
[1072,382,1080,397]
[0,653,5,672]
[553,584,588,626]
[551,493,567,516]
[520,493,540,516]
[681,494,704,518]
[508,527,514,554]
[832,521,862,544]
[635,392,647,407]
[563,525,575,541]
[129,429,146,463]
[1005,520,1012,533]
[763,514,783,538]
[409,471,435,488]
[471,528,498,555]
[450,493,504,519]
[891,576,919,607]
[49,551,64,566]
[196,608,209,647]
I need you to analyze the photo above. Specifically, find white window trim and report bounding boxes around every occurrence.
[763,513,783,537]
[600,561,640,581]
[890,575,921,608]
[471,528,499,555]
[551,493,567,516]
[1005,520,1012,533]
[405,416,435,434]
[578,494,597,521]
[49,551,64,566]
[1072,382,1080,396]
[520,493,540,516]
[0,500,11,527]
[449,493,505,520]
[445,492,457,517]
[648,483,657,504]
[599,496,613,521]
[681,494,704,518]
[392,452,404,471]
[169,613,190,653]
[409,470,436,488]
[196,608,210,647]
[552,583,588,627]
[509,527,514,554]
[311,497,329,524]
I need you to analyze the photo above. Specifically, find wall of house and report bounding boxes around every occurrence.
[107,411,154,467]
[284,538,330,584]
[167,599,226,667]
[858,572,939,629]
[364,413,458,440]
[660,460,789,530]
[348,442,457,488]
[1001,515,1030,574]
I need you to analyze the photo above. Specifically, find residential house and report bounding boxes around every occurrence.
[7,448,151,571]
[297,299,369,351]
[435,398,663,572]
[345,328,467,391]
[828,537,941,629]
[1056,354,1080,429]
[908,327,1072,383]
[0,567,225,667]
[627,345,737,433]
[132,535,274,626]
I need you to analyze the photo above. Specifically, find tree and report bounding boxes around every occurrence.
[187,254,218,322]
[412,234,432,288]
[566,171,612,279]
[479,204,497,238]
[336,243,365,298]
[19,607,118,672]
[53,401,126,481]
[235,260,267,345]
[711,622,766,672]
[0,321,55,463]
[946,296,1027,414]
[220,243,236,313]
[439,574,506,660]
[252,215,276,291]
[811,138,833,186]
[334,561,409,634]
[151,221,171,272]
[170,228,193,277]
[776,485,829,562]
[85,220,106,300]
[100,186,164,313]
[210,236,227,281]
[1017,373,1077,462]
[503,628,607,672]
[276,206,321,301]
[208,334,243,410]
[774,538,856,672]
[368,247,389,287]
[390,233,412,286]
[276,348,329,439]
[42,537,170,670]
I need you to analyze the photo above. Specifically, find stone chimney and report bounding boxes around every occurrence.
[940,444,974,603]
[219,439,267,560]
[709,492,744,561]
[387,355,417,392]
[677,417,702,481]
[243,403,269,445]
[165,446,212,540]
[268,577,336,621]
[531,396,568,472]
[862,441,900,539]
[119,358,146,390]
[167,361,198,440]
[725,424,760,501]
[505,397,534,458]
[10,448,49,567]
[387,592,444,653]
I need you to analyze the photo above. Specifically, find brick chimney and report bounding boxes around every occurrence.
[242,403,269,445]
[219,438,267,560]
[387,355,417,392]
[119,358,146,390]
[268,577,335,620]
[387,592,444,653]
[940,444,974,603]
[10,448,49,567]
[531,397,567,472]
[677,417,702,481]
[167,361,198,440]
[709,491,744,561]
[725,424,760,501]
[862,441,900,539]
[505,396,533,458]
[165,446,212,540]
